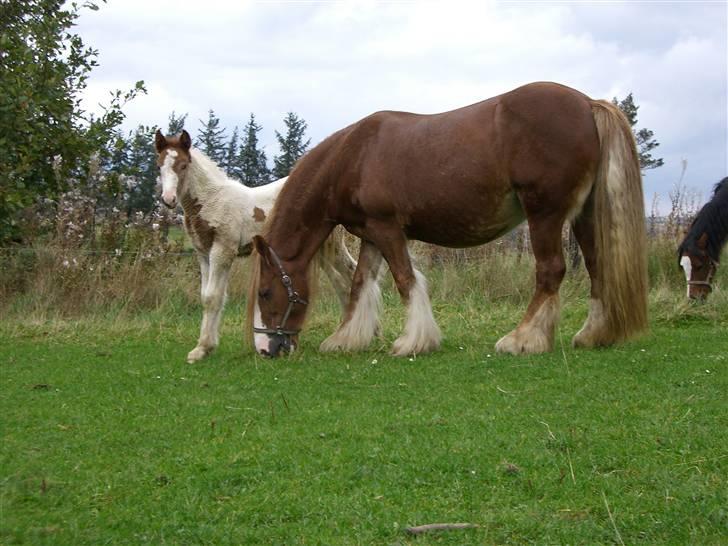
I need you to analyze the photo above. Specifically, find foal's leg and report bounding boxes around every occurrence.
[320,235,357,309]
[495,214,566,354]
[367,225,441,356]
[320,240,383,352]
[571,211,612,347]
[187,243,234,363]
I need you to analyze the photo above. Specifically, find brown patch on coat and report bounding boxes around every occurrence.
[181,194,215,252]
[252,207,266,223]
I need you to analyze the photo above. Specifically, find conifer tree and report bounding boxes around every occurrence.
[167,111,187,135]
[237,114,270,187]
[273,112,311,179]
[223,126,240,179]
[612,94,664,173]
[195,109,226,164]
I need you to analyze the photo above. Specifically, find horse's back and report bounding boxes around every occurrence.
[338,82,599,246]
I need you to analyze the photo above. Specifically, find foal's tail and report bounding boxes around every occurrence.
[590,99,648,342]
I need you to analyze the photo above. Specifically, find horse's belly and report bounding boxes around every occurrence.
[403,190,524,247]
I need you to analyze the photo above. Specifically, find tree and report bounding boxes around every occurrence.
[111,125,159,215]
[195,109,226,164]
[612,93,664,173]
[237,114,270,187]
[223,126,240,179]
[272,112,311,179]
[167,111,187,135]
[0,0,145,243]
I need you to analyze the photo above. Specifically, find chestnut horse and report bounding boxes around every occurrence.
[249,82,648,357]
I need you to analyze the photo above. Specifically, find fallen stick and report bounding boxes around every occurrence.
[405,523,480,535]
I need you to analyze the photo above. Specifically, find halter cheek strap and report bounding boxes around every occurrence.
[253,246,308,337]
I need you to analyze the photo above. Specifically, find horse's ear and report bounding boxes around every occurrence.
[252,235,271,266]
[697,232,708,249]
[154,129,167,153]
[180,130,192,151]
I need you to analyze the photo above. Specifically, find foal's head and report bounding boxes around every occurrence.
[154,129,192,209]
[678,232,717,300]
[249,235,311,358]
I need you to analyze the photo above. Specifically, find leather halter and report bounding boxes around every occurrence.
[253,245,308,338]
[687,258,718,292]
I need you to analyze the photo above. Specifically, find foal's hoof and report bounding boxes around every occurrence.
[495,328,552,355]
[186,346,211,363]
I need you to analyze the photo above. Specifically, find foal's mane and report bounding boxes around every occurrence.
[678,176,728,263]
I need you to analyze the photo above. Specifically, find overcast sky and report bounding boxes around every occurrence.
[76,1,727,211]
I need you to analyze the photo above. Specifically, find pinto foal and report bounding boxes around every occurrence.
[155,130,356,362]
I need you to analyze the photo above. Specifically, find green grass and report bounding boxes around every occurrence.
[2,288,727,545]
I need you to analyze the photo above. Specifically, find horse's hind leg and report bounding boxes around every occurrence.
[496,212,566,354]
[320,240,383,352]
[571,210,612,347]
[187,243,233,363]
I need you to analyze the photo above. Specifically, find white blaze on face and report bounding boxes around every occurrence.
[253,300,270,354]
[160,149,179,206]
[680,255,692,297]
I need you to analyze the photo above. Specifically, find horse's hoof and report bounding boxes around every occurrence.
[186,346,210,363]
[495,329,552,355]
[390,335,440,357]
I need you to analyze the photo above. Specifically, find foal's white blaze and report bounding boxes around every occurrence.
[680,255,692,298]
[253,300,270,354]
[160,149,179,207]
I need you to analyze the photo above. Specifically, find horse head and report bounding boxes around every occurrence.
[250,235,310,357]
[679,232,717,300]
[154,129,192,209]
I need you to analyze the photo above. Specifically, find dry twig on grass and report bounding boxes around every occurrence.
[405,523,479,535]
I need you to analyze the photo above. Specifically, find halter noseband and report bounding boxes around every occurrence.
[687,258,718,292]
[253,246,308,340]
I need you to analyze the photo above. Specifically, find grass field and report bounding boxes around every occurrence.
[2,258,727,544]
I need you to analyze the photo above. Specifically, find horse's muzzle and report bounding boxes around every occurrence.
[261,333,293,358]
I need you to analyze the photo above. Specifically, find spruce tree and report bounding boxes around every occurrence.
[612,94,664,173]
[273,112,311,179]
[195,109,227,164]
[237,114,271,187]
[223,126,240,179]
[167,111,187,135]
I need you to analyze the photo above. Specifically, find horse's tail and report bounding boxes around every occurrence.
[589,99,649,342]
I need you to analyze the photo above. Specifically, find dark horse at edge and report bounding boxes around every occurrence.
[678,177,728,299]
[249,82,649,358]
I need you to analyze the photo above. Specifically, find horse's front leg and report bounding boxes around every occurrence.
[320,240,383,352]
[366,223,441,357]
[187,244,234,363]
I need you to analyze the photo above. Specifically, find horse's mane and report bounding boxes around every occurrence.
[678,176,728,263]
[188,148,238,189]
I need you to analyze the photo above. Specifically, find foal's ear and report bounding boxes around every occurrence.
[154,129,167,153]
[252,235,272,265]
[180,130,192,151]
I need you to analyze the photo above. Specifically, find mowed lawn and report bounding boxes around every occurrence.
[1,297,727,545]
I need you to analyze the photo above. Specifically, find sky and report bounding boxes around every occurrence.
[76,0,728,212]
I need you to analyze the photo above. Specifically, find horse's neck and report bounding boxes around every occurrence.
[182,149,244,204]
[267,185,333,266]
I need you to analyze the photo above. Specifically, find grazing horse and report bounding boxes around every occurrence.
[249,82,648,358]
[154,130,356,362]
[678,177,728,299]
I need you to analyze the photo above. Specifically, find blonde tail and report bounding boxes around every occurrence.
[590,100,649,342]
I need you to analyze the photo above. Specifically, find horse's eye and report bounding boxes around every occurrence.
[258,289,271,300]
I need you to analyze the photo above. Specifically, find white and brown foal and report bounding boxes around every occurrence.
[155,130,356,362]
